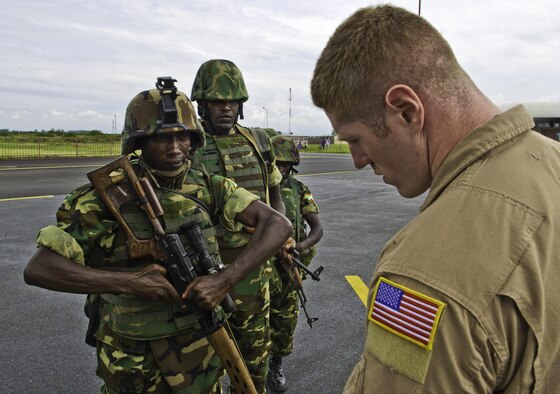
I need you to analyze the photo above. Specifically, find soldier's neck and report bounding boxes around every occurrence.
[204,120,236,136]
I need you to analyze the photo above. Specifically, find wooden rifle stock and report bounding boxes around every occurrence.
[86,156,163,261]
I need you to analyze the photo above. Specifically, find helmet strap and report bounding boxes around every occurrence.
[197,101,206,118]
[238,102,244,120]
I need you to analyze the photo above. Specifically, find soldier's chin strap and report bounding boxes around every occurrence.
[238,102,244,120]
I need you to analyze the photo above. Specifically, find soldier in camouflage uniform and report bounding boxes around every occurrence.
[190,59,285,393]
[23,81,292,394]
[267,136,323,392]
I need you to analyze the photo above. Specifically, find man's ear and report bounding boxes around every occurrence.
[384,84,424,132]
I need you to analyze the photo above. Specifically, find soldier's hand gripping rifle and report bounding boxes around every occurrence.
[87,155,257,394]
[180,221,237,314]
[275,249,324,328]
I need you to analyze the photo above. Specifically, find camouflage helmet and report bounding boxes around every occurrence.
[271,136,300,166]
[121,88,205,155]
[190,59,249,102]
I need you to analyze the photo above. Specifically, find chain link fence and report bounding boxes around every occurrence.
[0,135,121,159]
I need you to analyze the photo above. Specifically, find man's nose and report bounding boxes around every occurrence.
[167,136,182,152]
[351,152,370,169]
[220,101,235,110]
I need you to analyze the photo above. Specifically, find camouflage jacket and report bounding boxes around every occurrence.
[280,173,319,261]
[191,122,282,250]
[36,158,258,340]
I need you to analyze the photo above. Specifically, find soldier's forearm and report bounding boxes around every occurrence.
[24,246,132,295]
[231,205,292,284]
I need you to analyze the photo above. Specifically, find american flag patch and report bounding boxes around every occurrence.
[369,277,445,350]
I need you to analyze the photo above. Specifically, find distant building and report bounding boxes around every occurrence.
[502,103,560,141]
[533,117,560,141]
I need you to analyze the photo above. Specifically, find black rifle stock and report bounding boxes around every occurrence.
[87,156,257,394]
[292,250,324,282]
[275,249,323,328]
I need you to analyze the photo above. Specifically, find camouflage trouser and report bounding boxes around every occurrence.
[269,262,299,357]
[225,255,272,394]
[95,323,222,393]
[269,253,315,357]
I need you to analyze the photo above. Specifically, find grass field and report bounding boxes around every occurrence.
[0,134,121,159]
[300,142,349,154]
[0,134,348,159]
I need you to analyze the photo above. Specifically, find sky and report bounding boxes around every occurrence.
[2,0,560,136]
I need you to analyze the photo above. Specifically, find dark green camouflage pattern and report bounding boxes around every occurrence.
[270,174,319,357]
[228,261,272,393]
[192,122,282,393]
[122,89,205,154]
[279,174,319,247]
[36,159,258,393]
[96,323,222,393]
[271,136,300,166]
[191,59,249,102]
[270,261,300,358]
[192,124,282,251]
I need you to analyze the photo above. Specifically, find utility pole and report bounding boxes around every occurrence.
[262,107,268,128]
[289,88,292,135]
[418,0,421,15]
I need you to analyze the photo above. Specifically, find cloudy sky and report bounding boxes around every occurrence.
[2,0,560,135]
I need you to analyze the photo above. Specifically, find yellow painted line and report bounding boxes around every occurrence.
[0,195,55,202]
[345,275,369,307]
[0,164,100,171]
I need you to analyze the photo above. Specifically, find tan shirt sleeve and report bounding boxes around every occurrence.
[344,275,536,393]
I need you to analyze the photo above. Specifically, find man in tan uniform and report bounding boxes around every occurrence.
[311,5,560,393]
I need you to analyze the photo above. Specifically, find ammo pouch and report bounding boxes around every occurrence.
[249,128,274,172]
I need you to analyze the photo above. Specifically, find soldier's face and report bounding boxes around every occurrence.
[207,100,239,134]
[277,161,292,177]
[141,131,191,171]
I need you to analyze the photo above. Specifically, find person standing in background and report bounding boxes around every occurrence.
[267,136,323,392]
[190,59,285,393]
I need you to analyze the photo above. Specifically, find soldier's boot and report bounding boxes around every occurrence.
[267,355,288,392]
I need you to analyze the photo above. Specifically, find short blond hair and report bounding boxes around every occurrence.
[311,5,471,125]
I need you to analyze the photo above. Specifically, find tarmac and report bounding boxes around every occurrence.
[0,153,424,393]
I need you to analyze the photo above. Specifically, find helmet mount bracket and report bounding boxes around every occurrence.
[155,76,179,127]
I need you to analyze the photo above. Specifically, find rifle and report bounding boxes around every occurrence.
[180,222,236,314]
[87,155,257,394]
[275,250,324,328]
